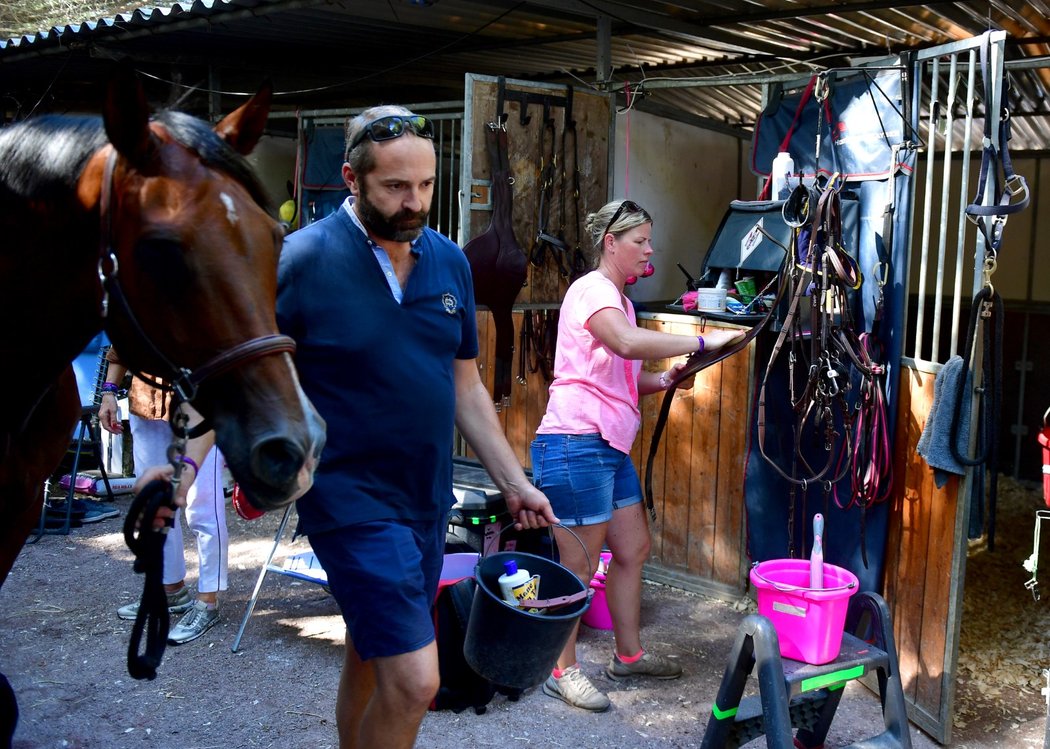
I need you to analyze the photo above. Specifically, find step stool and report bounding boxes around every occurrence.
[700,590,911,749]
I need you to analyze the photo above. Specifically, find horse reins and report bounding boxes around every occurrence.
[97,146,296,679]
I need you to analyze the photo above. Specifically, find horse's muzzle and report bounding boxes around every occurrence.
[238,429,325,512]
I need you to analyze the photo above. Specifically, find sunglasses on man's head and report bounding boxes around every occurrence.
[603,200,647,237]
[347,115,435,153]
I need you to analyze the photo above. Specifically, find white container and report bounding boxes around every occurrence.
[695,287,728,312]
[497,560,531,605]
[771,151,795,200]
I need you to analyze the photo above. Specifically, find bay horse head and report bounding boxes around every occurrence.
[87,68,325,511]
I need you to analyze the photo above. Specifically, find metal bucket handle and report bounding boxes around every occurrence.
[751,561,857,595]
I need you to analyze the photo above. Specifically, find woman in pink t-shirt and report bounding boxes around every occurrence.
[531,199,744,712]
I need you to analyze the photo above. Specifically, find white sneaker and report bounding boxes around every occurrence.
[167,601,219,645]
[541,665,611,712]
[116,587,193,621]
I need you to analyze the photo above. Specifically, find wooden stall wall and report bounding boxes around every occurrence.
[469,312,753,596]
[462,76,612,307]
[884,367,965,736]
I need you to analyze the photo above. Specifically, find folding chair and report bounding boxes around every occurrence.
[231,503,328,652]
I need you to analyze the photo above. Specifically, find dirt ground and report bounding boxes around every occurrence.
[1,480,1048,748]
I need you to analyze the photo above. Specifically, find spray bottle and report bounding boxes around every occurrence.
[810,513,825,589]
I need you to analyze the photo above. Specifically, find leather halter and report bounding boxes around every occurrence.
[96,148,296,406]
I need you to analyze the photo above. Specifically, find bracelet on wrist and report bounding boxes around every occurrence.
[101,382,119,393]
[697,335,705,354]
[658,371,670,390]
[179,455,199,474]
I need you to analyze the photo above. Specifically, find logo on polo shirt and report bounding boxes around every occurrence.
[442,292,458,314]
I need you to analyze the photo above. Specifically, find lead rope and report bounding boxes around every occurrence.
[124,406,191,680]
[949,282,1004,549]
[951,31,1025,550]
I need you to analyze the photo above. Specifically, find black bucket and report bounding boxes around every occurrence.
[464,548,591,689]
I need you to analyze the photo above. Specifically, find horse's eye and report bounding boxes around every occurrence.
[134,235,193,298]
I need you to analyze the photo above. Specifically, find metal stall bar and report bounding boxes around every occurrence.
[911,56,940,361]
[275,104,464,242]
[892,31,1008,744]
[950,50,978,358]
[904,35,995,367]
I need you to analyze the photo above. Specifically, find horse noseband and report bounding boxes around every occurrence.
[171,334,297,403]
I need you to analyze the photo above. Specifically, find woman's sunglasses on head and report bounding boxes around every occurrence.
[604,200,647,237]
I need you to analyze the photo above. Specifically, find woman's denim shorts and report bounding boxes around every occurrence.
[529,433,642,527]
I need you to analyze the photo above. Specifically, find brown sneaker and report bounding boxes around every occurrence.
[606,651,683,680]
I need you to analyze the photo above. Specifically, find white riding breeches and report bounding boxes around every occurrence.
[129,415,229,594]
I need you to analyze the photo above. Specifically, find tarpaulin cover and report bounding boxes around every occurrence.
[299,121,351,224]
[301,124,348,190]
[752,68,910,182]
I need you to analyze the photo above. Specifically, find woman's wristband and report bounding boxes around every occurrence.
[658,371,671,390]
[179,456,199,474]
[101,382,119,394]
[697,335,705,353]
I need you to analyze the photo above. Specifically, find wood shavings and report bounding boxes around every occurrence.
[955,476,1048,734]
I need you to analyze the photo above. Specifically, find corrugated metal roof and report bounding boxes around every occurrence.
[1,0,1049,148]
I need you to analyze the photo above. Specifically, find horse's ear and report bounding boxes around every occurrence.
[214,81,273,156]
[103,65,158,168]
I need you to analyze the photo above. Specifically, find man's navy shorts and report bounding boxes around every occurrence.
[308,516,445,661]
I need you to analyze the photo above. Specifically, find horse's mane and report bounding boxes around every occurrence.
[0,116,108,201]
[0,109,271,212]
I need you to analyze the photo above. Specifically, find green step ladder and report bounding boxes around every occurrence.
[700,591,911,749]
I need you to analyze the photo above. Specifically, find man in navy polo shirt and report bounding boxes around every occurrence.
[277,105,558,749]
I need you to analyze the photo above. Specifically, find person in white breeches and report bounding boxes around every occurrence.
[130,416,228,606]
[99,350,229,646]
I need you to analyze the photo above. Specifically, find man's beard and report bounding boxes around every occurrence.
[356,185,428,242]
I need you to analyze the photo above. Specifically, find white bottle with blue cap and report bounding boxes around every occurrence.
[497,559,531,605]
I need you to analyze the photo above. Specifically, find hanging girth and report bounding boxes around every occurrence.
[463,117,528,409]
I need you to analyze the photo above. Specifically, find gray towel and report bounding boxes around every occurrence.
[916,355,973,488]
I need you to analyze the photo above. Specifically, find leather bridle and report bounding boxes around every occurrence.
[96,148,297,411]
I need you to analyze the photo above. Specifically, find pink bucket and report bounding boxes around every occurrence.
[581,552,614,630]
[749,558,859,665]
